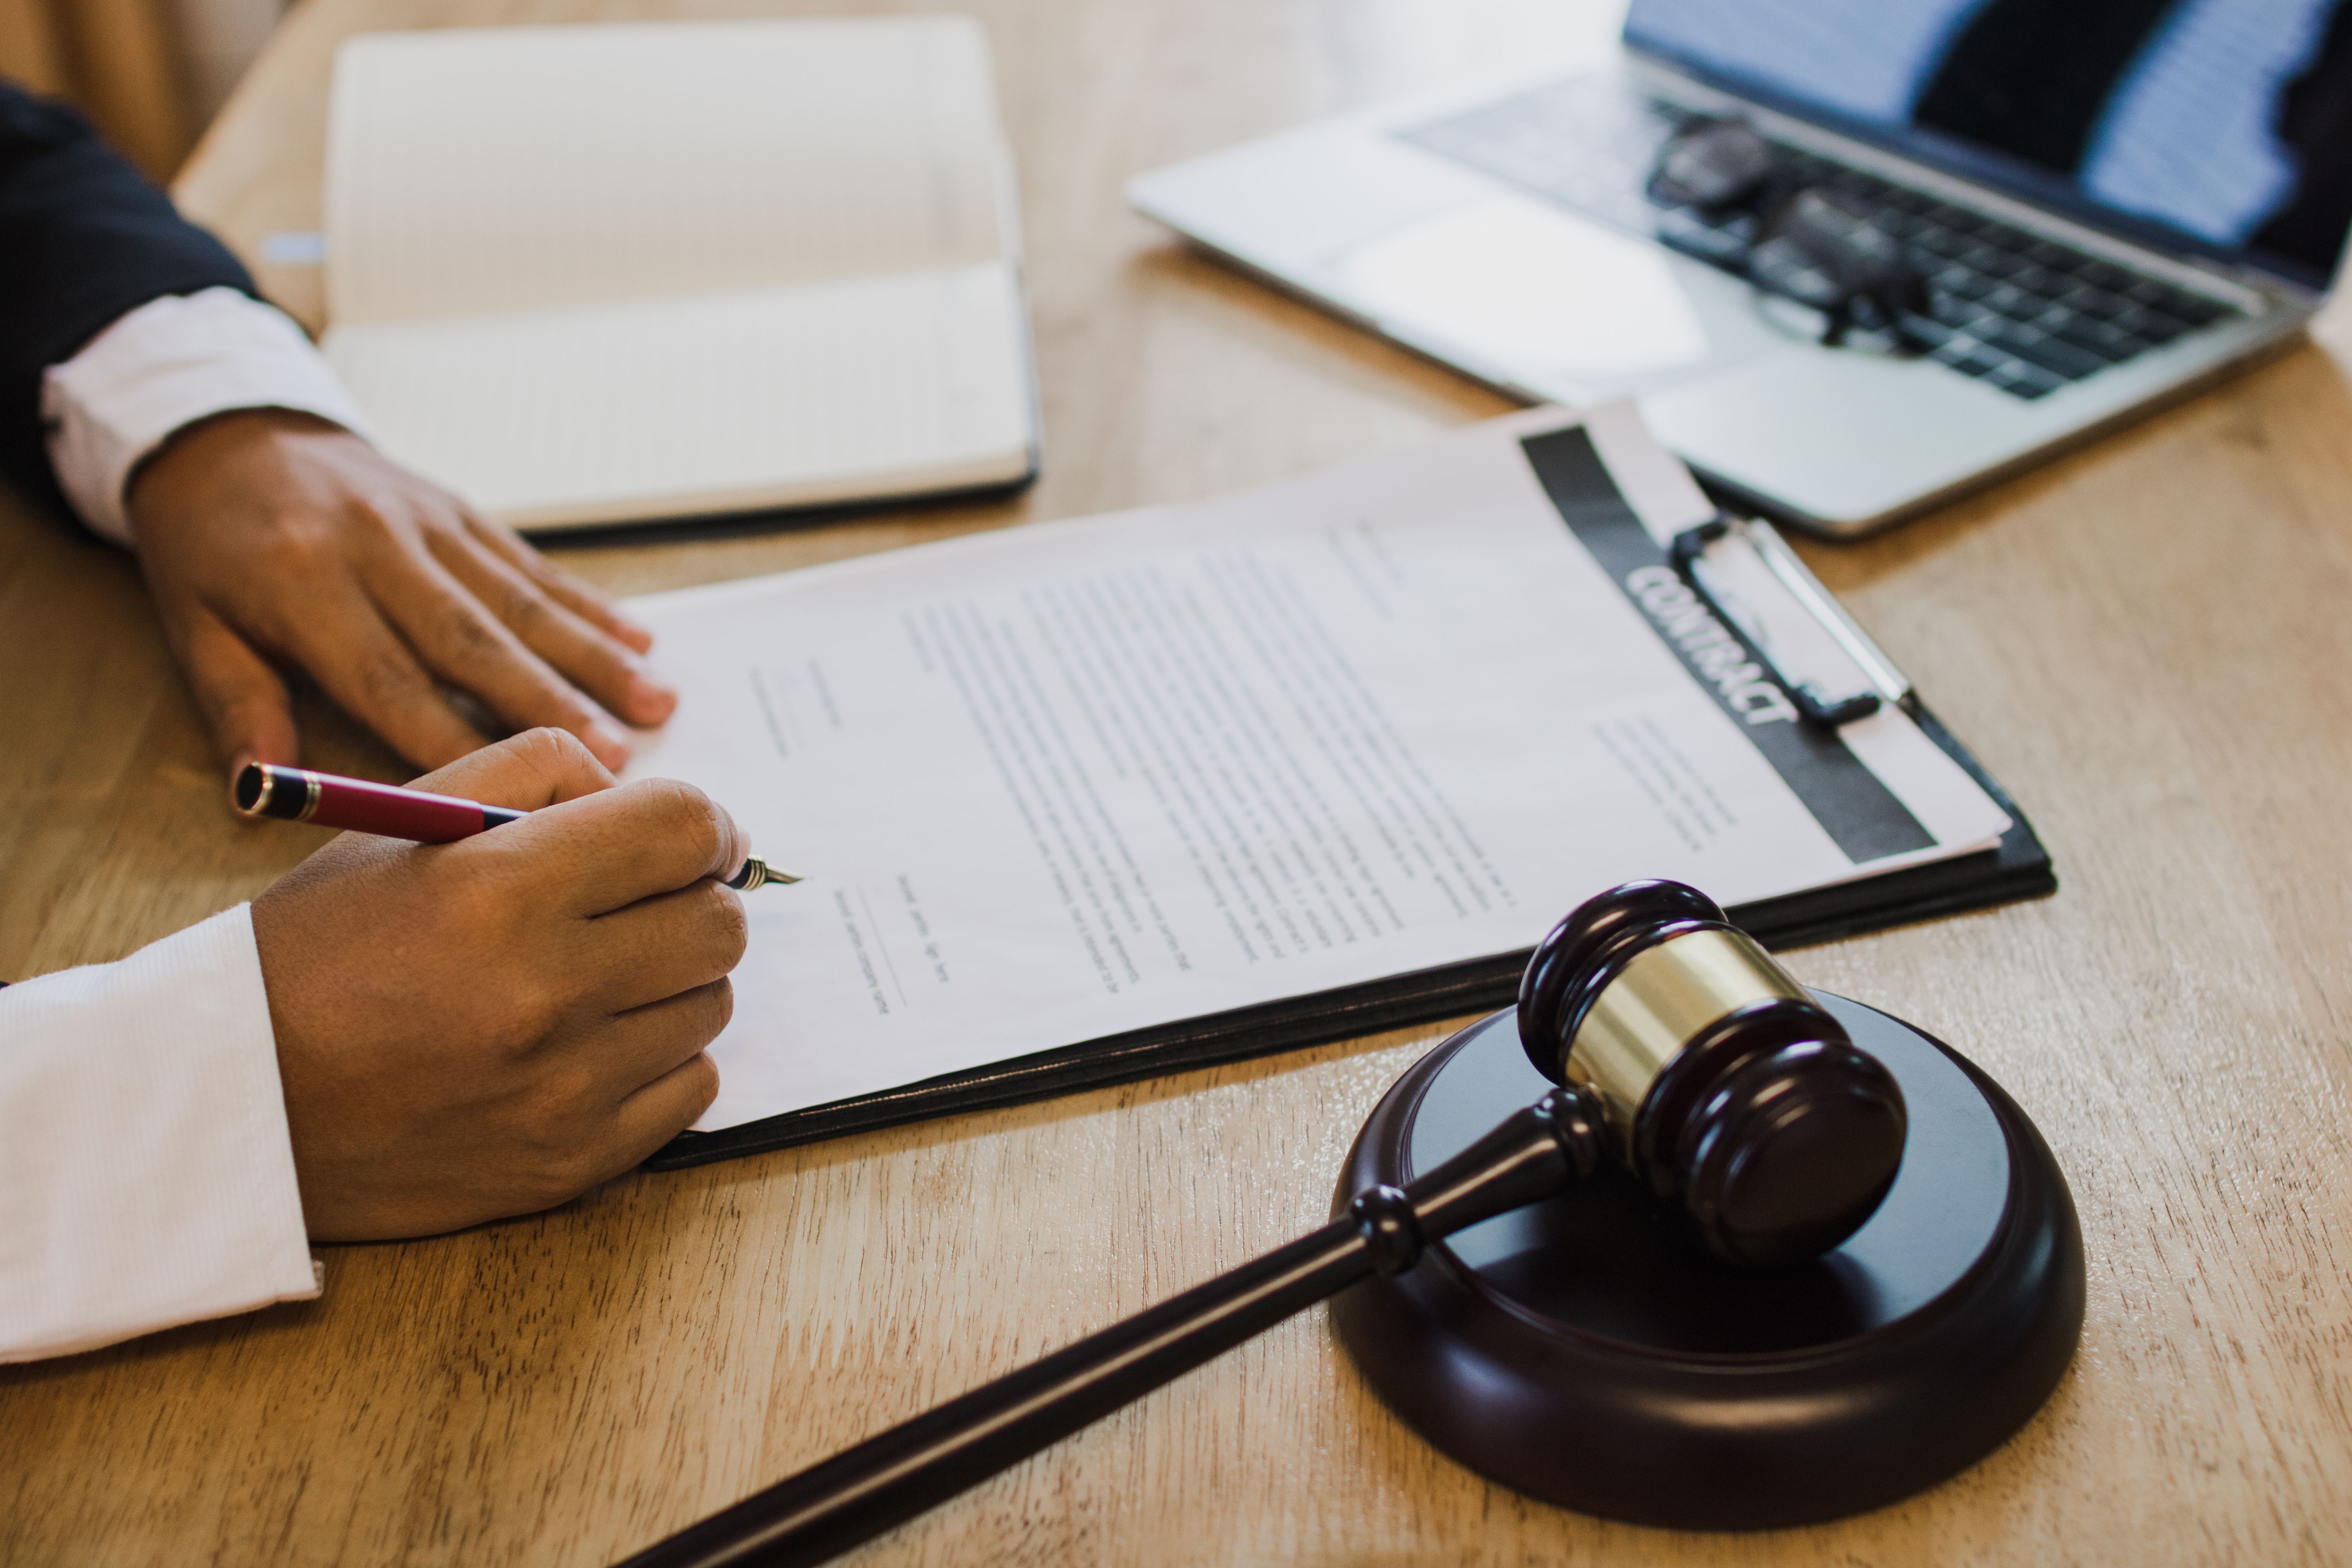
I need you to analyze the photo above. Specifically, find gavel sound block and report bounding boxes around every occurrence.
[621,882,2082,1566]
[1329,879,2082,1528]
[1335,918,2085,1526]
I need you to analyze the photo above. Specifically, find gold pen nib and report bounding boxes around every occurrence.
[724,857,802,891]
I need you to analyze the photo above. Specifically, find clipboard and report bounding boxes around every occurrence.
[648,424,2053,1170]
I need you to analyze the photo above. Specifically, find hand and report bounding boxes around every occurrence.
[250,729,748,1240]
[125,409,677,774]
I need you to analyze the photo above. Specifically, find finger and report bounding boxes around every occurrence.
[168,602,301,773]
[463,514,655,654]
[598,1050,722,1176]
[488,775,747,916]
[577,880,748,1013]
[362,543,635,770]
[428,526,676,727]
[407,725,617,811]
[279,582,490,769]
[581,977,735,1094]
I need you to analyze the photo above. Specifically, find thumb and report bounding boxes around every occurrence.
[406,726,618,811]
[178,605,299,773]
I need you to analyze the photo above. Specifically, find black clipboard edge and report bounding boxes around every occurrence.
[644,702,2054,1171]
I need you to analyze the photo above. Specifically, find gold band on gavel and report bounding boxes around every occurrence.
[1564,927,1810,1142]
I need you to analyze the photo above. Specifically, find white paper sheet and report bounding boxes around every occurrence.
[621,410,2011,1131]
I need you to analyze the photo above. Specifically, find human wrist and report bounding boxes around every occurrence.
[125,408,360,534]
[41,288,371,545]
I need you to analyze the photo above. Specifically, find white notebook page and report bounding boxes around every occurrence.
[325,265,1033,528]
[615,410,2013,1133]
[325,18,1010,325]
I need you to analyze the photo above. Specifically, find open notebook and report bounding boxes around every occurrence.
[320,18,1038,532]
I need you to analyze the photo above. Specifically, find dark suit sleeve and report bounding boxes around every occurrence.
[0,80,258,518]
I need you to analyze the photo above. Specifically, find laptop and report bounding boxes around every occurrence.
[1129,0,2352,534]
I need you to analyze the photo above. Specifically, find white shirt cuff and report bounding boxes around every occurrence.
[40,286,373,546]
[0,904,318,1363]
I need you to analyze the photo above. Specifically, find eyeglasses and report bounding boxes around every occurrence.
[1646,117,1929,352]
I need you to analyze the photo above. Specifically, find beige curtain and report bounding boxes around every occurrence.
[0,0,283,180]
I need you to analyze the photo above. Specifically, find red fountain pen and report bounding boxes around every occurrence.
[232,762,797,891]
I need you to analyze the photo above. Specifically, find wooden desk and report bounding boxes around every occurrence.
[7,1,2352,1561]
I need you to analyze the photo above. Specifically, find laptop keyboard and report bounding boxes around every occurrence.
[1397,78,2242,401]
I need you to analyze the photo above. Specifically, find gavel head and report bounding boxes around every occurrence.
[1519,881,1907,1267]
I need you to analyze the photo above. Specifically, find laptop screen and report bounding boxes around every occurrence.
[1624,0,2352,289]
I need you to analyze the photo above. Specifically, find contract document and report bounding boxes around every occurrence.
[622,408,2018,1145]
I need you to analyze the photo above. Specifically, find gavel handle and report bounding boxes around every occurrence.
[613,1088,1601,1568]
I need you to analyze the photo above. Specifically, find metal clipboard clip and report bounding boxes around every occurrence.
[1668,514,1913,730]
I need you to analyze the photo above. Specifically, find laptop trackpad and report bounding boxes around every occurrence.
[1333,201,1741,393]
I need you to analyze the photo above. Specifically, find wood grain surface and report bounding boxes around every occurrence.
[7,1,2352,1563]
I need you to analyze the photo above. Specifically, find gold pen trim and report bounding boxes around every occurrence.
[725,857,804,891]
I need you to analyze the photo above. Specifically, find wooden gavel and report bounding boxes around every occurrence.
[617,880,1909,1568]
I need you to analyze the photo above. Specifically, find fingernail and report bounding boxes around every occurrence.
[590,718,632,764]
[628,670,678,718]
